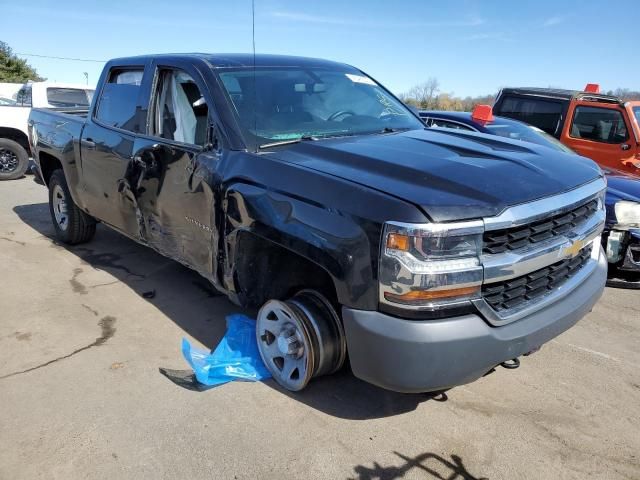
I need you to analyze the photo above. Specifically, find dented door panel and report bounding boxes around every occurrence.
[128,137,222,282]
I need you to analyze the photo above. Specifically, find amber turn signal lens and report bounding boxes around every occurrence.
[386,233,410,251]
[384,285,480,303]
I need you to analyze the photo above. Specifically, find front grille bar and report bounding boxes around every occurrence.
[482,246,592,311]
[483,200,598,254]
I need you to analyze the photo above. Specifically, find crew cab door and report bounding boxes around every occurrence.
[562,101,639,175]
[129,62,221,279]
[80,66,147,236]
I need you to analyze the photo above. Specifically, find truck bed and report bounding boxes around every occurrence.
[29,107,88,179]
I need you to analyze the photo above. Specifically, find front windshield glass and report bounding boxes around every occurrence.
[218,67,423,150]
[485,121,575,154]
[633,107,640,126]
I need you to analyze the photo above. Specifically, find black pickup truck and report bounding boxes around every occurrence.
[29,54,608,393]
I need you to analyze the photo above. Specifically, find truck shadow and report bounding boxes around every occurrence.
[13,202,445,420]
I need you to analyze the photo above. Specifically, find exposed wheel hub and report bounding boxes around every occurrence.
[276,329,303,357]
[256,290,346,391]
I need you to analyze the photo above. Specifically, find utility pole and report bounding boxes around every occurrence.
[83,72,88,85]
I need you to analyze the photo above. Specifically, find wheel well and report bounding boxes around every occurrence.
[234,232,338,309]
[38,152,63,186]
[0,127,29,153]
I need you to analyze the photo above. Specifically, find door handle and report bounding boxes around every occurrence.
[132,144,171,166]
[132,144,168,160]
[81,138,96,149]
[621,144,631,151]
[132,154,146,167]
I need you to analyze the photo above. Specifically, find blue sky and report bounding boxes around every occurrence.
[1,0,637,96]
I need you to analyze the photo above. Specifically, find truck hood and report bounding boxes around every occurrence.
[603,169,640,204]
[274,128,603,222]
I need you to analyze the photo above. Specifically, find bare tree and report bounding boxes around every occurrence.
[400,78,497,112]
[403,78,440,109]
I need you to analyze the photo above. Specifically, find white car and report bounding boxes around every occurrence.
[0,82,94,180]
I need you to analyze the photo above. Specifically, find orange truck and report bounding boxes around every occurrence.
[493,85,640,176]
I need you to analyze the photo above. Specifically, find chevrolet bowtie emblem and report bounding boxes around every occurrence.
[563,239,585,258]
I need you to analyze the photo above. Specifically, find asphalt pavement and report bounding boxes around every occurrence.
[1,176,639,480]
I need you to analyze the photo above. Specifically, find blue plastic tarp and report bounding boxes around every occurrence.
[181,314,271,387]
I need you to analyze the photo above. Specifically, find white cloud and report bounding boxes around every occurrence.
[463,32,510,41]
[270,12,350,25]
[270,11,484,28]
[542,16,564,27]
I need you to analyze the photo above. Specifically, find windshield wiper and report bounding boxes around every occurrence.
[258,135,318,150]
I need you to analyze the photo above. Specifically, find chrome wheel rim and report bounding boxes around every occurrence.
[52,184,69,231]
[257,300,313,391]
[0,148,18,173]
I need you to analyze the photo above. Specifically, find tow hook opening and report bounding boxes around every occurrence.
[500,358,520,369]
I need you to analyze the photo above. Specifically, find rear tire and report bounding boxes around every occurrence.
[0,138,29,180]
[48,169,96,244]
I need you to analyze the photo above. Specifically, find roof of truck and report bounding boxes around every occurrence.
[109,53,353,70]
[499,87,621,104]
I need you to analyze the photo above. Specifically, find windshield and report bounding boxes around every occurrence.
[485,120,575,154]
[634,106,640,126]
[218,67,423,150]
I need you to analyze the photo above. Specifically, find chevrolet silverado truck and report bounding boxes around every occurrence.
[493,85,640,177]
[29,54,608,393]
[0,82,94,180]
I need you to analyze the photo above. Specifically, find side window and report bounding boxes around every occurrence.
[499,96,562,135]
[570,106,628,144]
[150,69,208,146]
[16,86,32,106]
[47,88,91,107]
[430,119,473,131]
[95,68,144,132]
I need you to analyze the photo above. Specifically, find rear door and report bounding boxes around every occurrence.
[562,101,637,174]
[130,60,221,278]
[80,65,148,236]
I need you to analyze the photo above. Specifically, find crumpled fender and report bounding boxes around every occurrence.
[222,182,376,310]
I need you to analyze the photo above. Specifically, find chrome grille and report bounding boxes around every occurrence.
[483,200,599,254]
[482,245,592,312]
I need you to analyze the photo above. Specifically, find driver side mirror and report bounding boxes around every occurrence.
[205,124,221,152]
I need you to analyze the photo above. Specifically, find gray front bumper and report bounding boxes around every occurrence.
[342,249,607,393]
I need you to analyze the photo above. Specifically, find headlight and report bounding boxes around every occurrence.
[614,201,640,227]
[379,221,483,312]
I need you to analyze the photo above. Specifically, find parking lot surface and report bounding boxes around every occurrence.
[1,177,639,480]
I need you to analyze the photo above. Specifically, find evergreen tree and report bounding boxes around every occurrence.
[0,41,45,82]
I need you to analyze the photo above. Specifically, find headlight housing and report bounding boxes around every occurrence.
[379,221,483,313]
[614,201,640,227]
